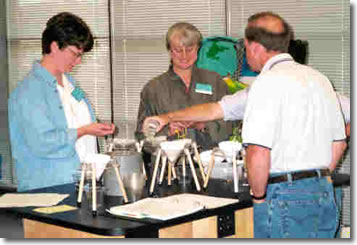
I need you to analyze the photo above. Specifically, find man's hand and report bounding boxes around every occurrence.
[168,121,188,136]
[142,115,170,134]
[77,122,115,138]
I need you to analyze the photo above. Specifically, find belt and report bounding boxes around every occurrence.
[268,169,330,184]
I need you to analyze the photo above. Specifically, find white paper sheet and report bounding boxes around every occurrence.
[108,193,239,220]
[0,193,69,208]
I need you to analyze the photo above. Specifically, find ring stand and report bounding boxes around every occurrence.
[76,162,98,216]
[149,140,205,194]
[77,160,129,216]
[203,147,245,193]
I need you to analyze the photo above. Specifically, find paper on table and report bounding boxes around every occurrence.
[175,193,239,209]
[0,193,69,208]
[108,193,238,220]
[108,197,202,220]
[33,204,77,214]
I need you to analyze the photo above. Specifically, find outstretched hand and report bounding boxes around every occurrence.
[78,122,115,138]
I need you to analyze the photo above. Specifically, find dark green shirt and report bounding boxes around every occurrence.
[136,65,234,150]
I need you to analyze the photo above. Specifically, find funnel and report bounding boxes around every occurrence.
[218,141,242,163]
[83,153,111,180]
[160,140,185,163]
[175,138,192,148]
[195,150,225,168]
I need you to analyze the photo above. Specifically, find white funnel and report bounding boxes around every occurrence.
[83,153,111,180]
[160,140,185,163]
[175,138,192,148]
[218,141,242,163]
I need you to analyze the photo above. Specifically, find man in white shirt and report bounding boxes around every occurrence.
[143,12,347,238]
[241,12,346,238]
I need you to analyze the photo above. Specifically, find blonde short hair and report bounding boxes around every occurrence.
[166,22,202,50]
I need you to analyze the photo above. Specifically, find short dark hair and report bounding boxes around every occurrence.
[245,12,291,52]
[42,12,94,55]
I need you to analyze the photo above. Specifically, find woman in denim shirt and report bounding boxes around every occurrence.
[8,12,114,192]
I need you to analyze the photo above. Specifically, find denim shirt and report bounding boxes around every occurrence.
[8,61,96,192]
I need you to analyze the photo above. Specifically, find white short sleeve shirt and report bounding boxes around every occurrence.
[242,54,346,173]
[218,87,250,121]
[337,92,350,123]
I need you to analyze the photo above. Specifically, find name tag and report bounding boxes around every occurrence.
[71,87,85,101]
[195,83,212,95]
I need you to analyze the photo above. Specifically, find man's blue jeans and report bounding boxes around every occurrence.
[254,170,339,238]
[334,186,343,237]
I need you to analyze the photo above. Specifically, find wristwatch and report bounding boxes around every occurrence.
[250,193,266,200]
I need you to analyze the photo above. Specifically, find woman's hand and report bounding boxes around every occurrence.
[77,122,115,138]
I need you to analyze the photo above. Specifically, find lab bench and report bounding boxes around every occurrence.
[9,179,253,238]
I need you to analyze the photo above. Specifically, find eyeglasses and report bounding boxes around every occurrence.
[171,46,197,56]
[67,47,84,59]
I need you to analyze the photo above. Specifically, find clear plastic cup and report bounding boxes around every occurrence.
[143,120,159,139]
[85,185,106,211]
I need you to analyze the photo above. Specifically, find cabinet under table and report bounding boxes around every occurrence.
[14,180,254,238]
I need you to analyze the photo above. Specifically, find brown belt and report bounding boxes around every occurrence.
[268,169,330,184]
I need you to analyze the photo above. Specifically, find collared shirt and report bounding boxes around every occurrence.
[136,65,234,148]
[8,60,96,191]
[242,53,346,173]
